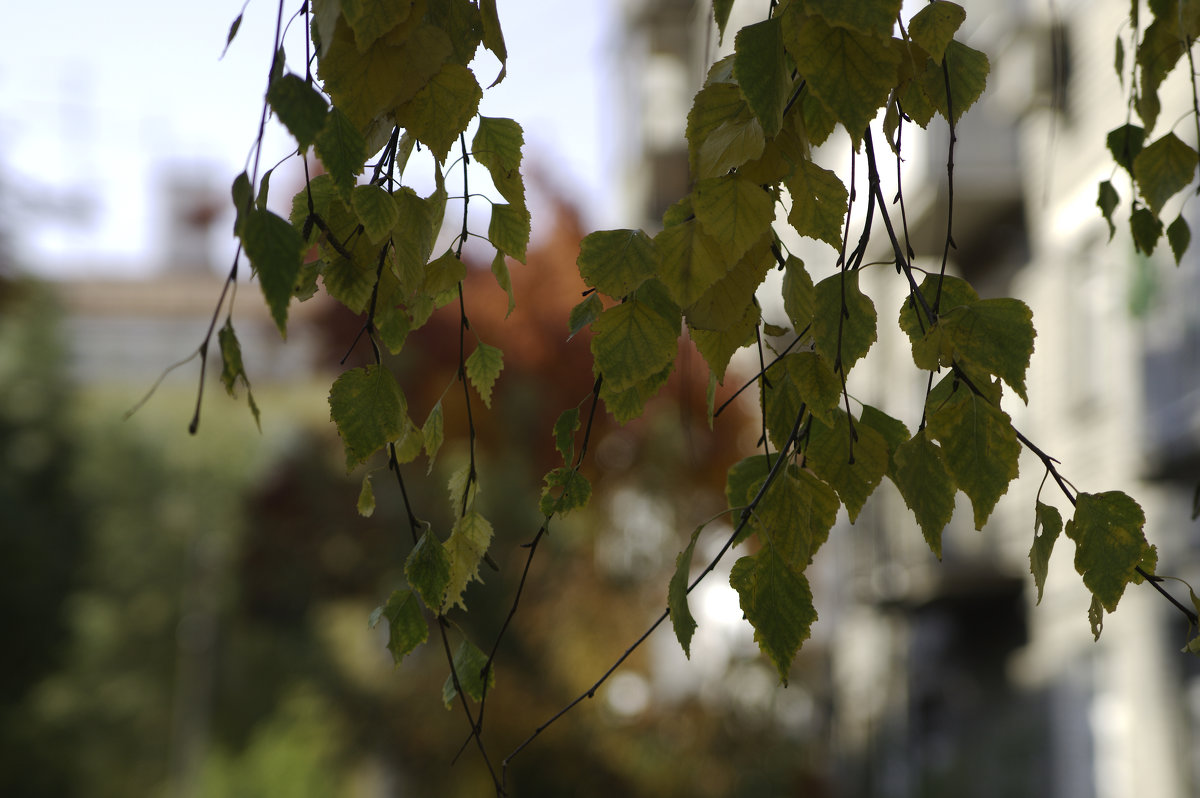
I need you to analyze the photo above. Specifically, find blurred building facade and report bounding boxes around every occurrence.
[616,1,1200,796]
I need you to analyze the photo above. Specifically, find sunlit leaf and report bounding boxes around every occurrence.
[341,0,416,51]
[352,184,399,243]
[655,218,730,310]
[689,302,758,382]
[782,255,815,333]
[357,473,376,517]
[752,467,840,569]
[684,234,773,332]
[687,82,766,179]
[804,0,901,38]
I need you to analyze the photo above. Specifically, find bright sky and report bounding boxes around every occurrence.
[0,1,616,278]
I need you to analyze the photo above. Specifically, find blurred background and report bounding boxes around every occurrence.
[3,1,1200,796]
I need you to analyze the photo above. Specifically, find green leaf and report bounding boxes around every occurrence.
[730,548,817,684]
[328,365,408,469]
[926,385,1020,529]
[428,0,483,65]
[1136,18,1186,130]
[341,0,416,51]
[217,319,261,429]
[242,208,304,335]
[1098,180,1120,241]
[933,298,1037,403]
[1107,123,1146,174]
[599,360,674,424]
[472,116,525,206]
[784,10,901,139]
[782,255,815,332]
[1131,205,1164,254]
[812,270,877,373]
[1133,132,1198,214]
[352,184,399,243]
[1029,501,1063,605]
[916,40,990,126]
[221,12,243,59]
[1089,594,1104,641]
[441,639,495,707]
[357,473,376,517]
[727,454,774,511]
[858,404,909,467]
[689,303,758,382]
[1065,492,1153,613]
[693,174,776,264]
[785,159,849,250]
[684,234,773,332]
[488,203,531,263]
[491,250,515,317]
[447,463,477,517]
[318,21,452,131]
[669,526,704,656]
[267,73,330,147]
[568,293,604,339]
[761,353,809,451]
[908,1,965,62]
[315,107,367,203]
[395,63,483,161]
[892,430,956,558]
[789,350,842,424]
[553,408,580,464]
[803,0,902,38]
[369,589,428,665]
[466,343,504,408]
[424,249,467,295]
[804,410,889,523]
[422,402,445,474]
[478,0,507,85]
[406,529,451,609]
[898,274,979,347]
[1168,214,1191,264]
[577,229,658,298]
[539,467,592,516]
[590,299,679,392]
[687,82,766,179]
[752,467,840,569]
[713,0,735,44]
[442,511,494,611]
[733,18,790,137]
[393,416,425,464]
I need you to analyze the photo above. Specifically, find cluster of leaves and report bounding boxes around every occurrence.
[211,0,1200,790]
[1100,0,1200,261]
